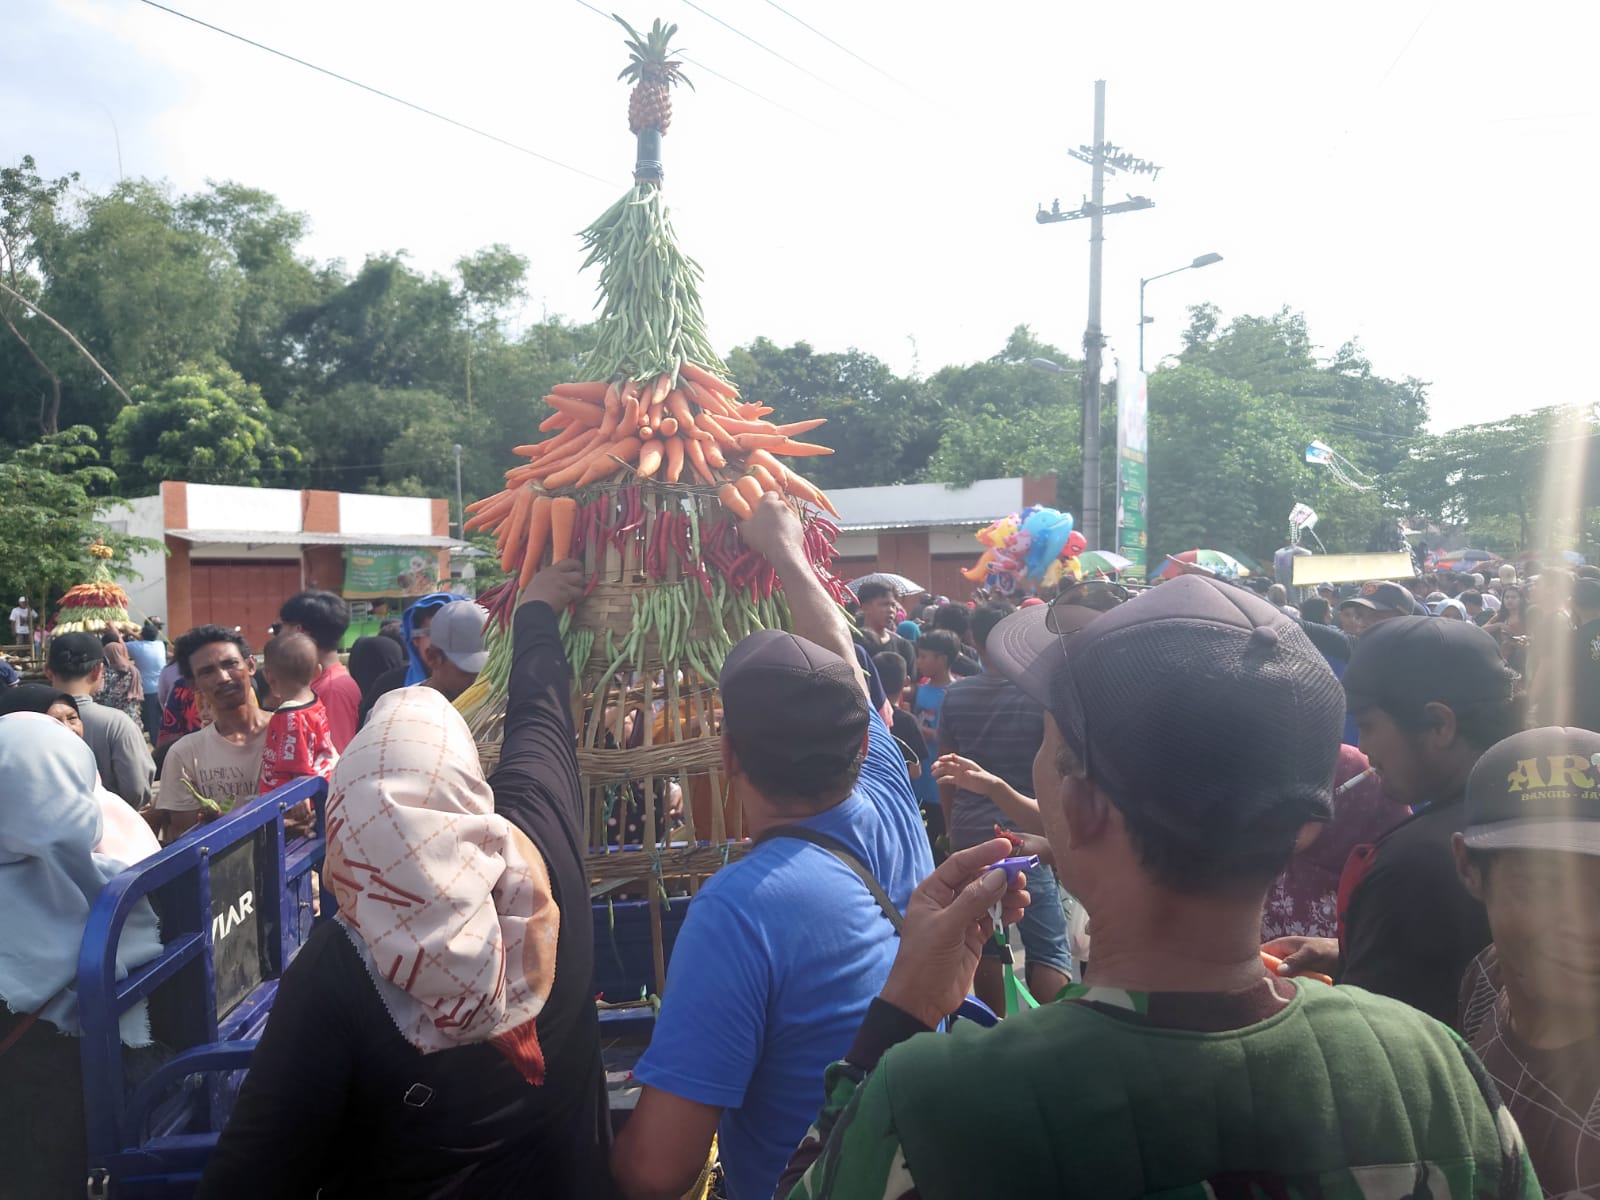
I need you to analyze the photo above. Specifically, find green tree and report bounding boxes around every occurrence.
[0,155,77,438]
[110,361,301,494]
[0,426,160,607]
[1395,405,1600,552]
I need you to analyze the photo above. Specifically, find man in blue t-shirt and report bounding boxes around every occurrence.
[611,495,934,1200]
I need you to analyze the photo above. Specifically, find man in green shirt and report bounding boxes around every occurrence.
[781,575,1540,1200]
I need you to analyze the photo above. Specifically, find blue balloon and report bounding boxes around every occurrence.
[1019,506,1075,581]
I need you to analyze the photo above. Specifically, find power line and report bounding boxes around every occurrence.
[135,0,617,188]
[760,0,908,89]
[678,0,851,97]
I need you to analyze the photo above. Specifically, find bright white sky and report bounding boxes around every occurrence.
[7,0,1598,434]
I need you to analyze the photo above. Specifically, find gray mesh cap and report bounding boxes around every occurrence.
[1032,575,1346,836]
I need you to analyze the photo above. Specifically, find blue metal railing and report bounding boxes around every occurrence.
[76,776,333,1193]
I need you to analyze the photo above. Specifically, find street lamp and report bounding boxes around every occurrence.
[1138,253,1222,372]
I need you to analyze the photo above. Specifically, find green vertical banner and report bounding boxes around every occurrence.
[1115,366,1149,582]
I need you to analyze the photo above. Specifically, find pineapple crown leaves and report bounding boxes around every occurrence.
[613,14,694,90]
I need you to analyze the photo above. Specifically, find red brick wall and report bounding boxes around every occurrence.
[166,536,193,637]
[302,545,343,594]
[875,531,932,593]
[302,490,339,534]
[431,498,450,538]
[162,480,187,530]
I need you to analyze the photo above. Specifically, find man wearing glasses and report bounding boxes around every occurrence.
[150,625,274,841]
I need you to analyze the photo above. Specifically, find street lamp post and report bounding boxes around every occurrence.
[1138,253,1222,373]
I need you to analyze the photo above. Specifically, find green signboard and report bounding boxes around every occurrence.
[1116,368,1149,582]
[343,546,445,600]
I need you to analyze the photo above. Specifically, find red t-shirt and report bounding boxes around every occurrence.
[312,661,361,752]
[258,697,339,793]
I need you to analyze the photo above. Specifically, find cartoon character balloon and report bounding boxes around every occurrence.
[964,506,1081,595]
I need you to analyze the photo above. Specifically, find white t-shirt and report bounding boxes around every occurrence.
[157,721,269,815]
[8,606,36,636]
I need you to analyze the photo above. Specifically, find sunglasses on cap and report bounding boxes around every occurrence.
[1044,579,1137,634]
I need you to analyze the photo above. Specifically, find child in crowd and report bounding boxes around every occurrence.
[257,632,338,795]
[911,629,962,850]
[1455,725,1600,1198]
[872,651,927,783]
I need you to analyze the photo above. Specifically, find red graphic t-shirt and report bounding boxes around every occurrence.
[258,696,339,794]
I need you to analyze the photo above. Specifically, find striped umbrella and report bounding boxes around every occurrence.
[1155,549,1248,581]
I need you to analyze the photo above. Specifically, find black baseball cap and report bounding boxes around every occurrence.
[1342,616,1513,717]
[1339,581,1413,615]
[983,600,1105,709]
[1464,726,1600,855]
[719,630,870,790]
[48,632,107,678]
[993,574,1346,835]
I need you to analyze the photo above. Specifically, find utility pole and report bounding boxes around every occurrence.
[1036,81,1159,552]
[453,443,464,537]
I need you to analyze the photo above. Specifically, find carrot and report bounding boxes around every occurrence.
[534,430,603,478]
[551,381,610,402]
[667,389,707,439]
[734,474,765,512]
[772,418,826,436]
[718,481,753,520]
[619,392,642,436]
[749,463,783,494]
[658,416,679,437]
[745,448,790,484]
[761,439,833,456]
[538,411,573,433]
[682,378,740,418]
[683,436,712,484]
[714,417,780,435]
[680,361,736,400]
[664,435,685,483]
[636,441,664,479]
[517,495,554,590]
[782,469,839,518]
[697,412,737,448]
[646,395,666,430]
[545,395,605,425]
[639,425,655,440]
[549,497,579,561]
[732,432,793,452]
[704,441,727,469]
[464,495,511,533]
[498,486,536,573]
[603,379,622,418]
[465,489,509,515]
[648,372,672,411]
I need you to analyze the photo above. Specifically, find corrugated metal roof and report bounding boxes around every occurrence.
[837,520,988,533]
[825,477,1026,529]
[169,530,464,549]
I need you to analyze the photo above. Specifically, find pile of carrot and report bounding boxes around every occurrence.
[463,361,843,569]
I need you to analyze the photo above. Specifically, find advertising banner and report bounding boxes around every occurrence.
[343,547,444,599]
[1115,366,1149,582]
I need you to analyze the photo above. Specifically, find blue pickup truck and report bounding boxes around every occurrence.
[72,778,680,1199]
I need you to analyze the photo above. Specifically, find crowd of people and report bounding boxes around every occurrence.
[7,519,1600,1198]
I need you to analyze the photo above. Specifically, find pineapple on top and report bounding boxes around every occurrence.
[616,16,692,134]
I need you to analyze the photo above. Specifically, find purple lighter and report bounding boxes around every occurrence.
[987,855,1039,883]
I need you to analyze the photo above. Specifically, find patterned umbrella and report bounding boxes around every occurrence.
[1155,549,1248,581]
[1077,551,1132,577]
[848,572,926,598]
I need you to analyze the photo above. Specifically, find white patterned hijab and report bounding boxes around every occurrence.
[325,686,559,1083]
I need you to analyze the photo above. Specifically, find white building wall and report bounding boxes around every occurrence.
[98,495,168,625]
[826,478,1025,530]
[185,483,302,533]
[338,493,433,537]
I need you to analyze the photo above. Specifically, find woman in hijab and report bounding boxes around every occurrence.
[0,717,164,1198]
[202,561,607,1198]
[96,634,146,726]
[0,682,85,735]
[346,633,403,699]
[356,591,455,727]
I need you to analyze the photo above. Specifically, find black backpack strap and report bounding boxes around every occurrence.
[755,825,904,934]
